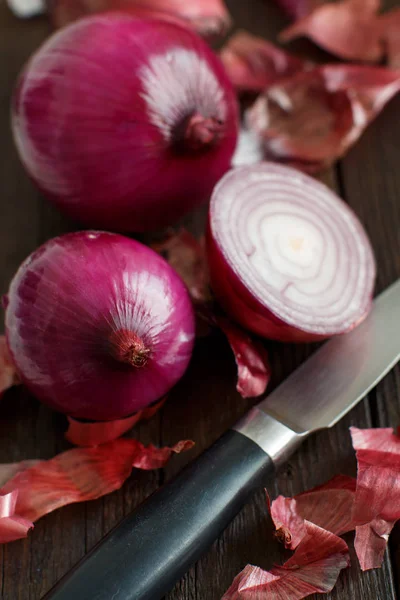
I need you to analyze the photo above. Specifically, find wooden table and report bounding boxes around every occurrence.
[1,0,400,598]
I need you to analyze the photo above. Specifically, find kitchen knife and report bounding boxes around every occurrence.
[43,279,400,600]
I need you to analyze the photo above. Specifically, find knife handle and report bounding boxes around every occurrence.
[43,429,275,600]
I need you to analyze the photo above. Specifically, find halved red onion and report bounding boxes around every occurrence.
[207,164,376,342]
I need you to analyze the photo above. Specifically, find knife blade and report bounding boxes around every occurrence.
[236,278,400,460]
[43,279,400,600]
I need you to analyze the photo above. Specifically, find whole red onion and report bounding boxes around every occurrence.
[5,232,195,420]
[12,14,238,232]
[207,163,376,342]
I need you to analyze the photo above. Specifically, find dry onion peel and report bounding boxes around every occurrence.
[152,230,211,305]
[280,0,383,63]
[222,521,350,600]
[0,491,33,543]
[0,336,20,400]
[153,230,271,398]
[271,475,357,550]
[245,64,400,173]
[273,0,323,20]
[293,475,357,539]
[268,426,400,572]
[48,0,232,39]
[278,0,400,68]
[245,68,353,171]
[205,423,400,596]
[351,427,400,570]
[0,461,41,487]
[0,438,193,526]
[207,163,376,342]
[220,30,306,93]
[214,316,271,398]
[65,397,167,447]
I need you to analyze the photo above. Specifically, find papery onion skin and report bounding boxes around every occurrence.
[244,65,400,173]
[220,30,306,94]
[207,164,376,343]
[48,0,232,39]
[12,14,238,232]
[5,231,195,420]
[280,0,383,63]
[274,0,321,20]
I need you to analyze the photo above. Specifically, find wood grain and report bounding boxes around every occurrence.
[0,0,399,598]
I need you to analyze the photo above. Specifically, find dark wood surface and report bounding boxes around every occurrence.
[0,0,399,598]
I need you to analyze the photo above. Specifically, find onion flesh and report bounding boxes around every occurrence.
[207,163,376,342]
[12,14,238,232]
[5,231,195,420]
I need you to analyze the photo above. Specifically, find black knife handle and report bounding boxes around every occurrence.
[43,429,273,600]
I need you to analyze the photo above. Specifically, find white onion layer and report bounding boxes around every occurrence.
[210,163,375,335]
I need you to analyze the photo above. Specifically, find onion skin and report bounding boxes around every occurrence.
[273,0,322,20]
[244,64,400,174]
[220,30,305,94]
[207,164,376,343]
[5,232,195,420]
[12,14,238,232]
[48,0,232,39]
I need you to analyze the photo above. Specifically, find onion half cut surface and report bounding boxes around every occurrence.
[207,164,376,342]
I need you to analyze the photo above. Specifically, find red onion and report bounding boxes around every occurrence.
[207,164,376,342]
[4,231,195,420]
[12,14,238,232]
